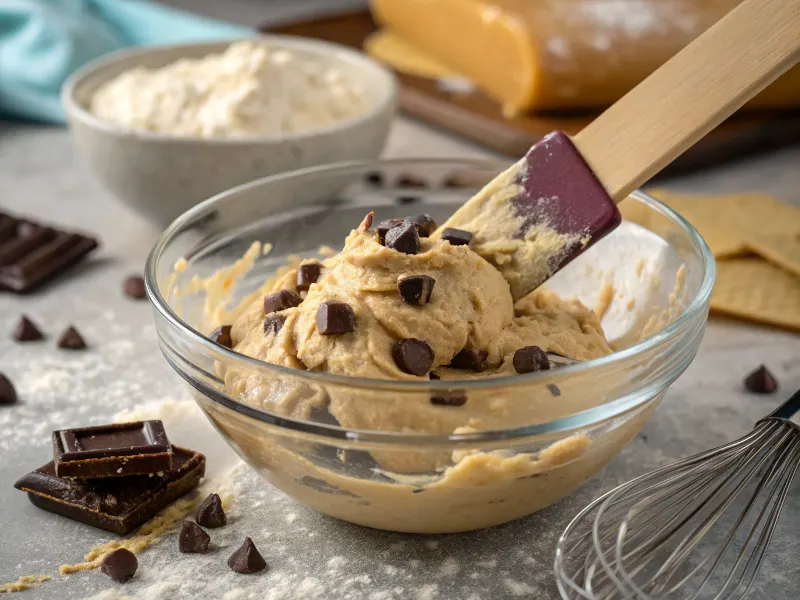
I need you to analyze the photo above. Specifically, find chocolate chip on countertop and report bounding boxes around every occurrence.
[228,537,267,574]
[100,548,138,582]
[743,365,779,394]
[441,228,473,247]
[211,325,233,348]
[513,346,551,374]
[396,195,420,205]
[316,301,355,335]
[123,275,147,299]
[264,314,287,335]
[430,390,467,407]
[385,221,420,255]
[547,383,561,397]
[398,275,435,306]
[364,171,384,186]
[0,373,17,404]
[296,263,322,292]
[396,173,427,188]
[179,520,210,553]
[264,289,302,315]
[407,214,437,238]
[57,326,87,350]
[196,493,226,528]
[392,339,434,376]
[12,315,43,341]
[449,348,488,372]
[377,218,405,244]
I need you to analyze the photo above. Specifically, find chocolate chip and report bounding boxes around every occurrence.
[57,326,87,350]
[547,383,561,397]
[744,365,778,394]
[365,171,384,186]
[431,390,467,406]
[398,275,435,306]
[0,373,17,404]
[100,548,138,582]
[449,348,488,372]
[385,222,420,255]
[396,173,427,188]
[264,289,302,315]
[407,214,437,237]
[228,537,267,574]
[316,301,355,335]
[397,195,420,205]
[264,314,286,335]
[377,218,405,244]
[179,520,210,553]
[441,228,473,246]
[12,315,43,341]
[513,346,550,374]
[123,275,146,299]
[392,339,434,376]
[196,493,226,528]
[211,325,233,348]
[430,372,441,380]
[296,263,322,292]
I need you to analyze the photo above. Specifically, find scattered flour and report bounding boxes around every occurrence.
[503,578,536,596]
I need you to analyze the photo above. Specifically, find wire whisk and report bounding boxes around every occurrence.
[555,388,800,599]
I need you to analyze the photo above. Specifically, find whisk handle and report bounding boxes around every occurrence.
[758,388,800,429]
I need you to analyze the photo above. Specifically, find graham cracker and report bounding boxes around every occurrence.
[711,258,800,331]
[746,233,800,278]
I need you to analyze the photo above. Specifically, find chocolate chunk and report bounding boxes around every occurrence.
[101,548,138,582]
[377,218,405,244]
[296,263,322,292]
[14,446,205,534]
[263,314,286,335]
[743,365,778,394]
[397,195,420,205]
[264,289,302,315]
[57,325,87,350]
[429,372,441,380]
[316,301,355,335]
[0,373,17,404]
[396,174,427,188]
[196,493,227,528]
[13,315,43,341]
[211,325,233,348]
[547,384,561,397]
[441,228,473,247]
[123,275,147,299]
[364,171,384,186]
[0,212,98,293]
[398,275,435,306]
[228,538,267,574]
[385,222,420,255]
[513,346,551,374]
[431,390,467,406]
[179,520,211,553]
[52,421,172,479]
[407,214,437,237]
[392,339,434,376]
[449,348,488,372]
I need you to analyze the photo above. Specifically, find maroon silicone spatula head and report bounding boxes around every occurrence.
[514,131,621,272]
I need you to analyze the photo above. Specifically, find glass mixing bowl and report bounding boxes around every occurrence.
[145,159,714,533]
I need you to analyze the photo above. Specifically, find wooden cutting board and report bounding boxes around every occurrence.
[265,11,800,174]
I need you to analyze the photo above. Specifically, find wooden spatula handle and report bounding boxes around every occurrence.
[574,0,800,201]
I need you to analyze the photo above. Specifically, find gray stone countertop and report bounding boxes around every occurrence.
[1,115,799,599]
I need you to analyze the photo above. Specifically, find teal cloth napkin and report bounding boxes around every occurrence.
[0,0,252,123]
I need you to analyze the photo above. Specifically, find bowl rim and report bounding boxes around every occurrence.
[61,36,398,144]
[145,158,716,440]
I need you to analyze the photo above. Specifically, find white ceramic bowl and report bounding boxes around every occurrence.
[62,37,397,225]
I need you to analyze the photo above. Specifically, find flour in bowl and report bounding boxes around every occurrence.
[90,41,373,138]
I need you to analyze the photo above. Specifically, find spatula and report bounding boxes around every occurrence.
[439,0,800,300]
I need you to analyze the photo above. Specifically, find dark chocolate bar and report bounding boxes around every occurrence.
[53,421,172,479]
[0,212,98,293]
[14,446,205,535]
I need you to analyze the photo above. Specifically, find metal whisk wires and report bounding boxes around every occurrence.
[555,389,800,599]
